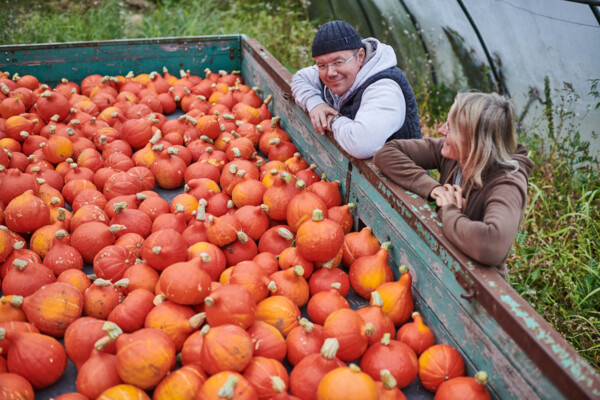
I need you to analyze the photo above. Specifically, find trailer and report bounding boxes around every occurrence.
[1,36,599,399]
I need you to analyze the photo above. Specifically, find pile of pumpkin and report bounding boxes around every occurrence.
[0,68,491,400]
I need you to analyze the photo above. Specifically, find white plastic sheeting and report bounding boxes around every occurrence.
[404,0,600,155]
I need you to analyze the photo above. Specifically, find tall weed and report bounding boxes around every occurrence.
[509,78,600,368]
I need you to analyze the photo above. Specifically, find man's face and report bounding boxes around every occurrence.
[315,48,364,96]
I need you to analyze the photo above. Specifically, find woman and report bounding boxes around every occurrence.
[373,92,534,276]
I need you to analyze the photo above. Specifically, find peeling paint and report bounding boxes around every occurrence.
[500,294,600,390]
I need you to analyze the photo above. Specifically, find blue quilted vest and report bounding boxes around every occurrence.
[332,66,422,141]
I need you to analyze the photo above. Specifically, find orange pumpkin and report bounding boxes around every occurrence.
[255,295,301,338]
[359,333,419,389]
[323,308,374,362]
[434,371,491,400]
[197,371,258,400]
[397,311,435,356]
[418,344,466,392]
[349,242,394,299]
[373,265,414,326]
[316,364,378,400]
[113,327,177,390]
[97,384,152,400]
[20,282,81,338]
[200,324,254,375]
[153,363,208,400]
[295,209,344,263]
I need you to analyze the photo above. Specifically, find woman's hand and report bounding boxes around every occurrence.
[431,184,464,210]
[309,103,339,135]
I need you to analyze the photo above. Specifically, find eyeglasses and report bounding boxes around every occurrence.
[316,49,360,72]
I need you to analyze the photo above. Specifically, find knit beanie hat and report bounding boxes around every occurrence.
[312,20,362,57]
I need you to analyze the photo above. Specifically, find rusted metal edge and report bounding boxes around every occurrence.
[237,35,600,399]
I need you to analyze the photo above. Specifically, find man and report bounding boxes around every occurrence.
[291,20,422,159]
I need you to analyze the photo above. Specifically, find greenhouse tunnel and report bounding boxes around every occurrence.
[308,0,600,157]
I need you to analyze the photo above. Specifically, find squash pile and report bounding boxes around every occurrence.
[0,69,491,400]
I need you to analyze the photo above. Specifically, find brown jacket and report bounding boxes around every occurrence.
[373,137,534,275]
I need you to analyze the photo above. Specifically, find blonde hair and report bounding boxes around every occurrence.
[448,91,518,189]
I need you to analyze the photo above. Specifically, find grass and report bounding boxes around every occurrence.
[508,78,600,368]
[2,0,599,369]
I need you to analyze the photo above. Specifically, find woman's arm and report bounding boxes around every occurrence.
[373,137,445,198]
[438,180,527,266]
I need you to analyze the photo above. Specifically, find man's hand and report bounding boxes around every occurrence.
[309,103,339,135]
[430,184,464,210]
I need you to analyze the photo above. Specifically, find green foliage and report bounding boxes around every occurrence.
[508,78,600,369]
[0,0,315,72]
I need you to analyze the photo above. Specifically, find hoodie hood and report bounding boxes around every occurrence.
[324,37,399,105]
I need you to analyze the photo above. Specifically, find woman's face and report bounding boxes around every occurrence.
[439,114,466,163]
[315,48,364,96]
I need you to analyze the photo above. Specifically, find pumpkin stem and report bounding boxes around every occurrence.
[217,375,239,399]
[101,321,123,340]
[380,369,398,390]
[380,242,393,251]
[311,209,324,222]
[348,364,362,373]
[12,259,29,271]
[174,203,185,213]
[236,231,249,244]
[331,282,342,291]
[0,328,6,341]
[260,204,269,213]
[5,295,24,307]
[321,338,340,359]
[475,371,489,386]
[277,227,294,241]
[370,291,384,308]
[94,278,112,287]
[136,193,148,201]
[295,179,306,190]
[267,280,278,293]
[55,229,68,240]
[270,116,281,128]
[364,322,376,337]
[113,202,129,214]
[114,278,129,288]
[293,265,305,277]
[399,265,409,275]
[189,312,206,329]
[381,332,391,345]
[320,257,335,269]
[109,224,127,234]
[299,317,314,333]
[204,296,215,307]
[200,324,211,335]
[271,376,286,393]
[199,252,212,263]
[94,335,114,351]
[152,246,162,255]
[153,294,167,305]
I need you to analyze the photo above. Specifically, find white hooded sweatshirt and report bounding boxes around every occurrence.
[291,38,406,159]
